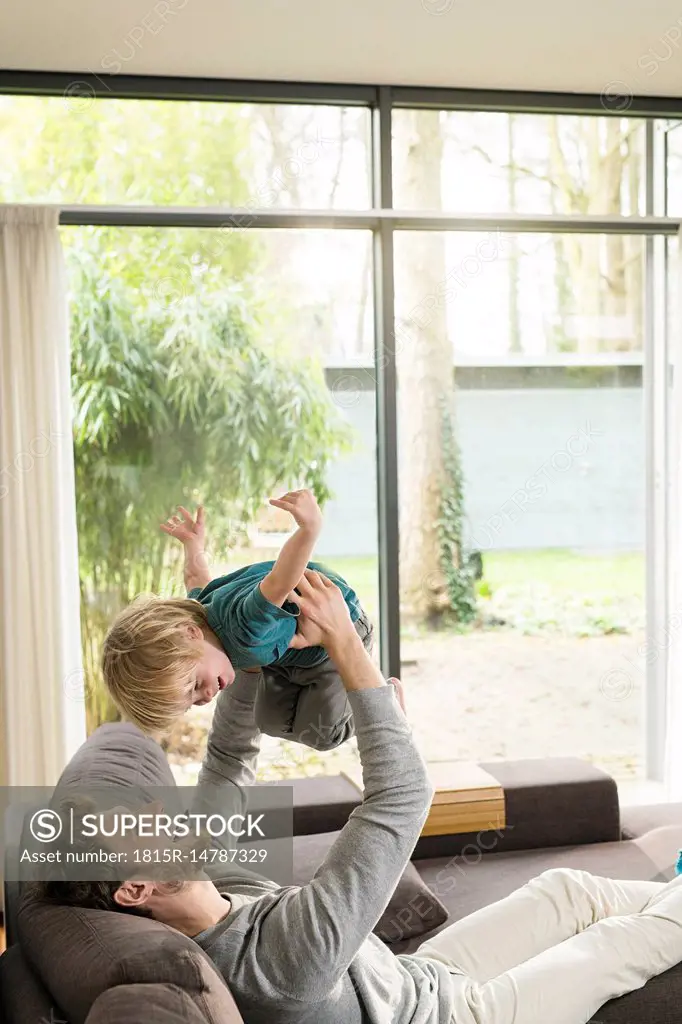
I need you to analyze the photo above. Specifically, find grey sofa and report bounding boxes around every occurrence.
[2,723,682,1024]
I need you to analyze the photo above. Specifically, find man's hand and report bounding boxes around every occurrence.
[287,596,325,650]
[294,570,385,695]
[269,489,322,534]
[160,505,206,550]
[292,570,356,652]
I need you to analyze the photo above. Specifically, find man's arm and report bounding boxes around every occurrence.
[259,489,322,607]
[246,573,433,1001]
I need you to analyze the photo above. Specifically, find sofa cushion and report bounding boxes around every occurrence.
[406,825,682,947]
[88,984,210,1023]
[17,891,243,1024]
[14,721,243,1024]
[587,966,682,1023]
[258,774,361,835]
[292,831,448,943]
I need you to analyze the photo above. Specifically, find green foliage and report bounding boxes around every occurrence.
[436,400,478,624]
[0,95,254,208]
[70,240,352,730]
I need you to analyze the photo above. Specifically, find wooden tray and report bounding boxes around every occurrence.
[342,760,506,837]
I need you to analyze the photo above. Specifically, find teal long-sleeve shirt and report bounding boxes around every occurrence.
[188,560,362,669]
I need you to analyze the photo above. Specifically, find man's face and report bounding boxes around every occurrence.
[113,877,229,936]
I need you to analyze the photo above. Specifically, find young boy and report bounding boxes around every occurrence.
[101,489,373,750]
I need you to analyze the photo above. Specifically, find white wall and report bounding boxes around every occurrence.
[1,0,682,97]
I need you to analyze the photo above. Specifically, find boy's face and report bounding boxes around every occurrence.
[189,631,235,706]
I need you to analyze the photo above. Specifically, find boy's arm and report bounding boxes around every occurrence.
[242,574,433,1000]
[259,490,322,607]
[183,545,213,594]
[160,505,212,593]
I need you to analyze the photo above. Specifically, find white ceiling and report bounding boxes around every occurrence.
[1,0,682,97]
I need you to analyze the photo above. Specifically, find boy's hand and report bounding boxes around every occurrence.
[389,677,407,716]
[160,505,205,549]
[269,489,322,533]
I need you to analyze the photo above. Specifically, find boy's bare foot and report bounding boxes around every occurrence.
[388,677,406,715]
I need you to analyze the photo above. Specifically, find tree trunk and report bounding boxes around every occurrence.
[549,155,572,351]
[507,114,522,353]
[549,117,602,352]
[393,110,453,620]
[624,129,644,350]
[601,119,630,351]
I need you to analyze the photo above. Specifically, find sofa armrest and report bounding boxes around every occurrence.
[621,803,682,840]
[0,944,63,1024]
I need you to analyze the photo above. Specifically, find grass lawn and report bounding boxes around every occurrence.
[326,548,645,627]
[482,548,645,597]
[221,548,644,632]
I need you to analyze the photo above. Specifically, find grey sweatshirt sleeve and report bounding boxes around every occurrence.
[254,683,434,1001]
[197,670,261,791]
[191,671,261,840]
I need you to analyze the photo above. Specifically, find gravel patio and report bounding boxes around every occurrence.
[167,630,645,785]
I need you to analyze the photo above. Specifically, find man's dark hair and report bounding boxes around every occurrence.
[31,879,153,918]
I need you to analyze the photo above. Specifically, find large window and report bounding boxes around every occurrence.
[1,79,678,786]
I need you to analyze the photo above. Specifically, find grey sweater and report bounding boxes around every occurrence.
[193,673,452,1023]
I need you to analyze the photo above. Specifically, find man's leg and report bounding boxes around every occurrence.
[415,868,662,982]
[447,876,682,1024]
[411,868,682,1024]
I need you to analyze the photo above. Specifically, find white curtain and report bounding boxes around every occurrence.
[666,225,682,799]
[0,205,86,786]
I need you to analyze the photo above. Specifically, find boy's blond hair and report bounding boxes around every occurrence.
[102,595,209,736]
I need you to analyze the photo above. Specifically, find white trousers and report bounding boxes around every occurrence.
[413,868,682,1024]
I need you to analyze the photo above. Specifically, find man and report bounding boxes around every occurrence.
[39,570,682,1023]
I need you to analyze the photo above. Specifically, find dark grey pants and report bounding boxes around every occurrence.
[253,610,374,750]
